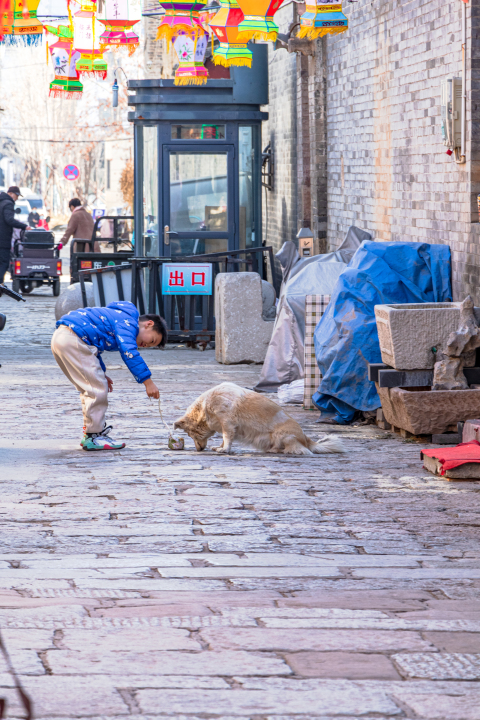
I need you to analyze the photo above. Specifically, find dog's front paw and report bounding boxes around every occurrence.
[214,446,231,454]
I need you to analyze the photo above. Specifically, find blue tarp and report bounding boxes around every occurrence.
[312,241,452,424]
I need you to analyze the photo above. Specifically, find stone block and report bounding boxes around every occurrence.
[285,651,401,679]
[55,281,94,321]
[423,632,480,653]
[431,433,461,445]
[215,272,274,365]
[463,418,480,442]
[393,652,480,680]
[377,385,480,435]
[374,302,479,370]
[422,455,480,480]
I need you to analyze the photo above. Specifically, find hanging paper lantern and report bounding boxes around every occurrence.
[210,0,251,68]
[0,0,13,42]
[45,23,83,99]
[172,23,209,85]
[235,0,284,42]
[297,0,348,40]
[98,0,140,57]
[155,0,209,86]
[198,0,217,31]
[73,0,107,79]
[156,0,207,43]
[0,0,43,45]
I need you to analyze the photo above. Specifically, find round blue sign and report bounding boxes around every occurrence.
[63,164,80,181]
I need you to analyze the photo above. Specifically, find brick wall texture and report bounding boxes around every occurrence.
[325,0,474,301]
[262,0,480,301]
[261,2,298,257]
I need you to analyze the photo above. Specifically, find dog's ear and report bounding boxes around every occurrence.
[173,418,186,430]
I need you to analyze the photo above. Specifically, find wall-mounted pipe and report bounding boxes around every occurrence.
[456,0,467,164]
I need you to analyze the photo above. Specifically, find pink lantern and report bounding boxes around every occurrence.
[98,0,140,56]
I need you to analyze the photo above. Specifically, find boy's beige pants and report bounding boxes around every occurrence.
[51,325,108,433]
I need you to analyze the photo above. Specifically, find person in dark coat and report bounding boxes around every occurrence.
[28,208,40,228]
[0,186,30,283]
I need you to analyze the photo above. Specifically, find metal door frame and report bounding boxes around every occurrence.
[161,143,236,257]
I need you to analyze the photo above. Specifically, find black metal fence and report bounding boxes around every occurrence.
[70,216,134,283]
[79,246,276,344]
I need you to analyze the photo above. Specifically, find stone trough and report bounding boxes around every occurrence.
[377,385,480,436]
[374,302,480,370]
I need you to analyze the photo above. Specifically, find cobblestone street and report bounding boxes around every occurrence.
[1,284,480,719]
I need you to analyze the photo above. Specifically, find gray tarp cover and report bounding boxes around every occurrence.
[254,227,369,392]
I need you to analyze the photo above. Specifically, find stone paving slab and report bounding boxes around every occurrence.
[1,286,480,717]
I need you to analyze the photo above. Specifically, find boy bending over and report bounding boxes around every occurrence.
[52,301,167,451]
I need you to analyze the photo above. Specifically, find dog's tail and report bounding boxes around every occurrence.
[310,434,345,454]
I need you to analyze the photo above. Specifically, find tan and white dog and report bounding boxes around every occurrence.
[173,382,345,455]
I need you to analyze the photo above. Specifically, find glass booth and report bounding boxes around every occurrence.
[129,45,268,259]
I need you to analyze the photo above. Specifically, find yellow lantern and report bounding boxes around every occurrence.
[156,0,207,43]
[0,0,43,45]
[210,0,252,68]
[235,0,284,42]
[298,0,348,40]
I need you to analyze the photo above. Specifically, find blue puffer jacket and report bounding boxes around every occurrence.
[56,301,151,383]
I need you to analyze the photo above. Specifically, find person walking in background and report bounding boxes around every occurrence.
[0,186,30,284]
[28,207,40,228]
[61,198,96,251]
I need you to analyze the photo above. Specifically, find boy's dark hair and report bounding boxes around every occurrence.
[69,198,82,209]
[139,314,168,347]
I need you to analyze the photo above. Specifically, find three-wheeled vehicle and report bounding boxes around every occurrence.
[70,215,134,284]
[10,229,62,296]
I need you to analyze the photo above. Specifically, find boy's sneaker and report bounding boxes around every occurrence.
[81,425,125,451]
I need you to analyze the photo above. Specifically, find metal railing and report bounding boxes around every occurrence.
[79,246,276,344]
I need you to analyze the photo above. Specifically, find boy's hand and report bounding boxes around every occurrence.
[106,375,113,392]
[144,378,159,399]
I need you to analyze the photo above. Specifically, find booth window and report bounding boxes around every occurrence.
[239,126,254,248]
[143,126,158,257]
[171,124,226,140]
[169,152,228,256]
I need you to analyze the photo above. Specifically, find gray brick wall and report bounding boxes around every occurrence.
[261,2,298,258]
[143,18,176,79]
[325,0,475,301]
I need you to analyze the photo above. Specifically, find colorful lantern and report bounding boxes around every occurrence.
[210,0,251,68]
[235,0,284,42]
[156,0,207,43]
[297,0,348,40]
[0,0,43,45]
[98,0,140,56]
[0,0,12,42]
[172,23,209,85]
[73,0,107,79]
[198,0,216,31]
[45,23,83,99]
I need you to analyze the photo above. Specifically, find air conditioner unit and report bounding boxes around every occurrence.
[441,77,462,150]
